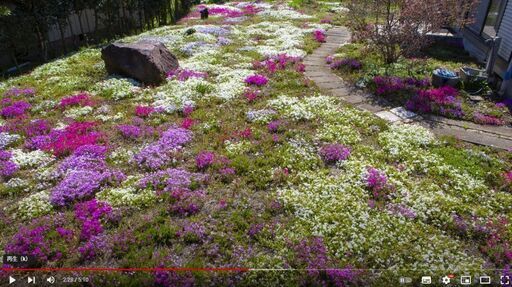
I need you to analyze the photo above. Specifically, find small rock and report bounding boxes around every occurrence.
[468,95,484,102]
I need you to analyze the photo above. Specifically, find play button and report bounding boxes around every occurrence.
[8,276,15,284]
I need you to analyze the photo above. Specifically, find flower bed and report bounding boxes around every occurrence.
[0,2,511,286]
[326,48,512,126]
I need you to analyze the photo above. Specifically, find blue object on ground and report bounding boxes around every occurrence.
[434,68,457,78]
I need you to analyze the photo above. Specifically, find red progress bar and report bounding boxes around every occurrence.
[1,267,250,272]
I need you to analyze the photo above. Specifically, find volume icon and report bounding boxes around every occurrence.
[47,276,56,284]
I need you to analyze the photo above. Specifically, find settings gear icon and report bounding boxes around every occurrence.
[441,275,451,285]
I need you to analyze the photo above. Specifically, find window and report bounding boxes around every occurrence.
[482,0,502,37]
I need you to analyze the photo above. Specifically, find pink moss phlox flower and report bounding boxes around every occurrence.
[313,30,326,42]
[181,117,195,129]
[135,105,155,118]
[167,68,208,81]
[59,92,94,109]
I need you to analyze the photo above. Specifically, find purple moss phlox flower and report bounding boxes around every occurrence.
[4,87,35,97]
[56,227,74,241]
[50,145,121,206]
[319,144,351,164]
[78,234,109,260]
[176,221,206,243]
[247,223,264,238]
[365,167,388,193]
[169,189,205,216]
[0,150,18,177]
[473,112,505,126]
[1,100,31,118]
[50,170,105,206]
[138,168,207,193]
[5,225,51,263]
[133,127,192,170]
[387,203,417,219]
[117,124,143,139]
[24,135,52,150]
[24,119,51,137]
[154,264,195,287]
[74,199,112,241]
[56,144,107,176]
[326,267,360,286]
[219,167,235,176]
[195,151,215,170]
[245,74,268,86]
[329,58,362,70]
[294,237,329,275]
[406,86,463,119]
[267,120,283,133]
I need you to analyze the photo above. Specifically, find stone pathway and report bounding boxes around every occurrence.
[304,27,512,150]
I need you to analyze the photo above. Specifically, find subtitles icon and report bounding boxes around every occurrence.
[421,276,432,284]
[479,275,491,284]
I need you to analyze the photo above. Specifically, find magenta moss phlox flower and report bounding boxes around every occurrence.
[319,144,351,164]
[245,74,268,86]
[313,30,326,42]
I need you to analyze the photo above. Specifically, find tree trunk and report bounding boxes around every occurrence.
[67,16,77,49]
[57,21,68,55]
[77,10,87,45]
[35,25,48,62]
[94,9,99,34]
[138,1,143,32]
[84,9,92,34]
[9,50,20,73]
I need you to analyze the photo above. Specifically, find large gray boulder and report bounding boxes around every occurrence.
[101,41,179,85]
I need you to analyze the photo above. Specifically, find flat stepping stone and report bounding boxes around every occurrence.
[424,123,512,150]
[316,81,347,90]
[329,87,352,98]
[421,114,512,139]
[375,111,402,122]
[357,103,387,113]
[390,107,418,119]
[307,75,341,83]
[305,71,328,77]
[343,94,366,104]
